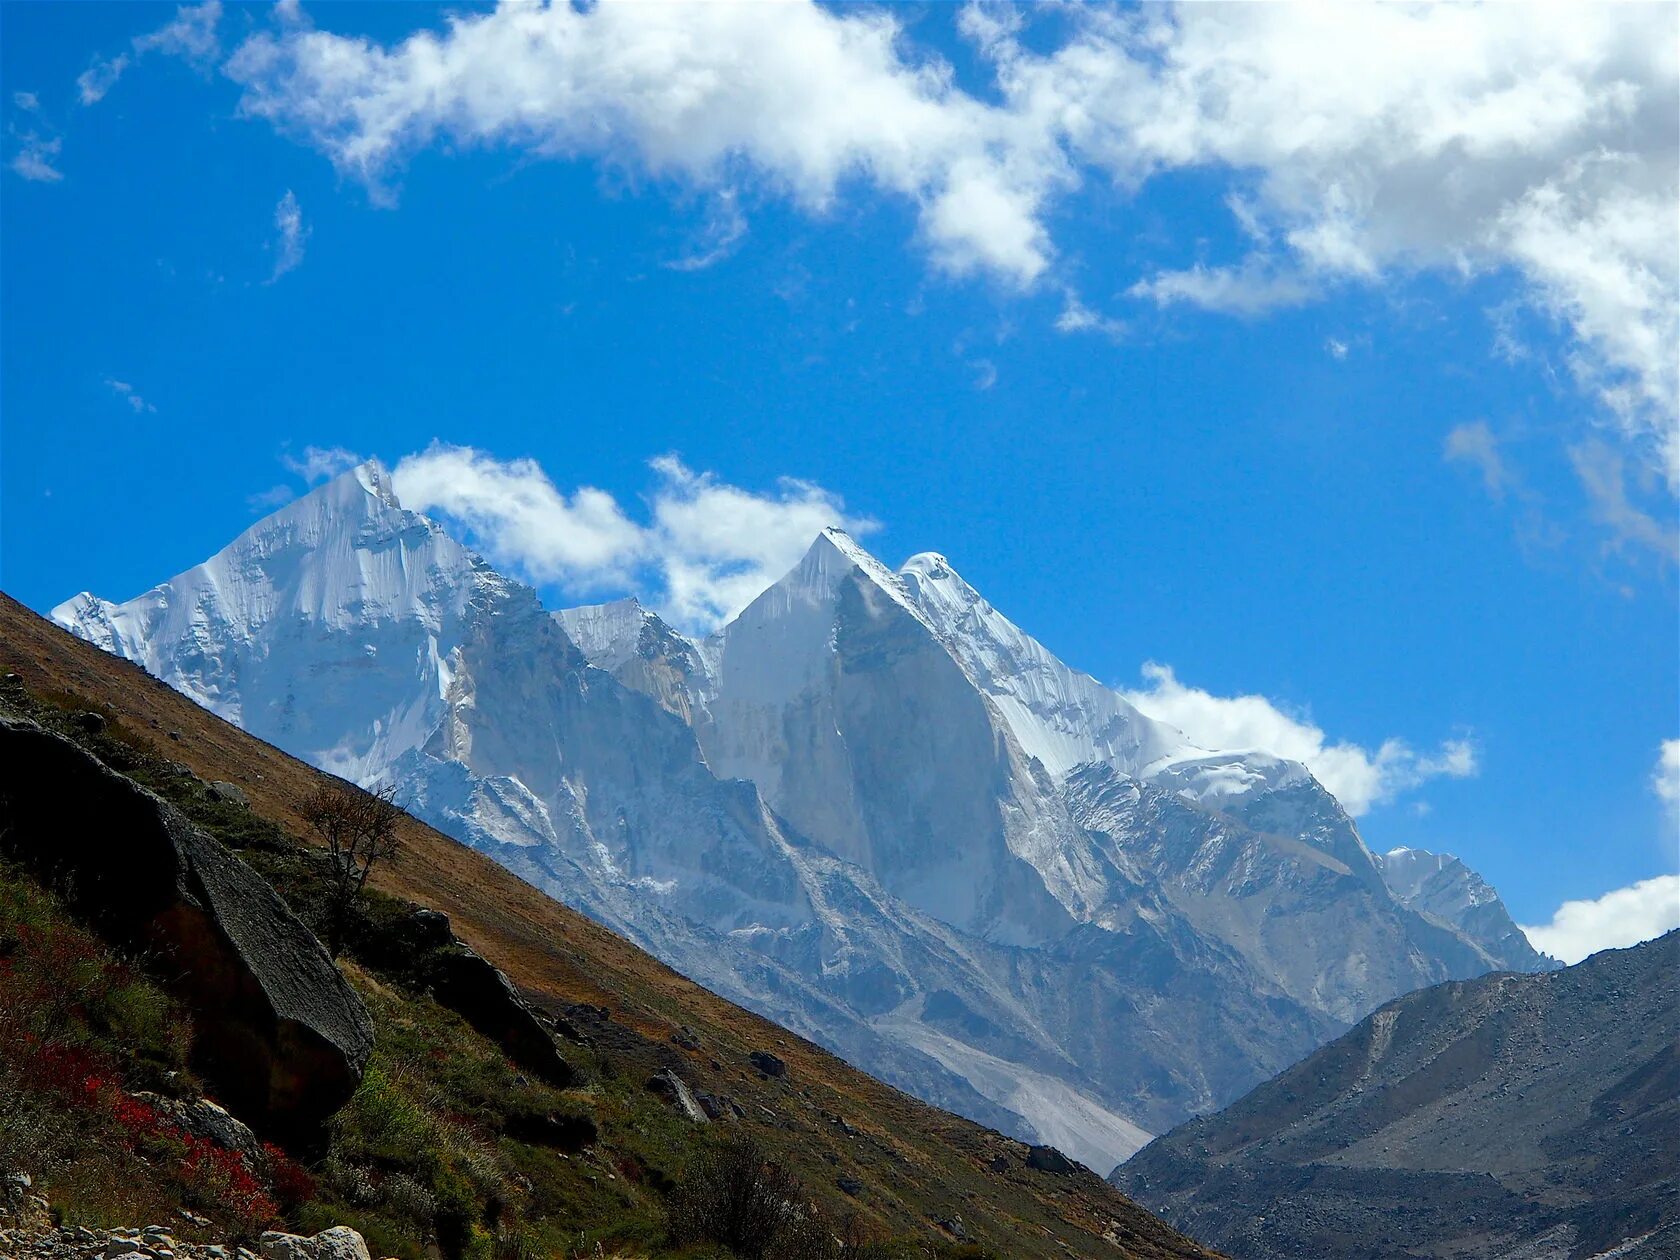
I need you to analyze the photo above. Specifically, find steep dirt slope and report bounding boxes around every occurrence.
[1114,931,1679,1260]
[0,592,1216,1260]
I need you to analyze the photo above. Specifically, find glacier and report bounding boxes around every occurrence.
[52,462,1555,1174]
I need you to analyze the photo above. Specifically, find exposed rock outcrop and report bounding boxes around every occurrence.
[423,944,576,1088]
[646,1068,709,1123]
[0,717,373,1140]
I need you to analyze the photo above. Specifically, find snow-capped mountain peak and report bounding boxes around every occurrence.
[52,489,1556,1175]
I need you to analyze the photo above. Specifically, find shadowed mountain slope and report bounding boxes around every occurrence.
[1112,932,1680,1260]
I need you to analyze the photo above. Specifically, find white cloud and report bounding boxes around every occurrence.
[1054,290,1126,341]
[1128,258,1313,317]
[269,189,308,281]
[13,92,39,112]
[664,191,746,273]
[87,0,1660,501]
[282,444,361,483]
[77,54,129,105]
[1520,874,1679,965]
[104,378,156,413]
[647,455,877,627]
[1121,662,1477,815]
[1655,739,1680,820]
[9,132,62,182]
[1325,337,1348,361]
[1444,420,1512,502]
[133,0,222,65]
[988,3,1678,486]
[79,2,220,106]
[224,1,1061,286]
[388,445,872,630]
[1570,439,1679,564]
[391,445,644,588]
[247,484,296,512]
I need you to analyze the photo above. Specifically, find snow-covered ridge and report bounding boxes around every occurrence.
[896,548,1308,810]
[50,463,1554,1174]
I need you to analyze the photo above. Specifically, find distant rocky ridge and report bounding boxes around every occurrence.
[1113,932,1680,1259]
[52,461,1553,1171]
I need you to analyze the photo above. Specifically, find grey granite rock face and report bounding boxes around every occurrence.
[0,717,373,1140]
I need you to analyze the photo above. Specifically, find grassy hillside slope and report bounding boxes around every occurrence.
[0,592,1215,1260]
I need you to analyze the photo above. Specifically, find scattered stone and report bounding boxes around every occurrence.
[836,1175,864,1197]
[934,1214,968,1241]
[207,782,248,808]
[72,711,106,735]
[645,1069,709,1123]
[670,1025,701,1052]
[135,1094,259,1161]
[1026,1144,1075,1175]
[695,1092,744,1121]
[988,1154,1010,1174]
[749,1050,787,1078]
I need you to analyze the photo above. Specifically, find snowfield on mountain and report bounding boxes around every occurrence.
[54,462,1555,1173]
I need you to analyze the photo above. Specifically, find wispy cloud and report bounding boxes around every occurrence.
[133,0,222,64]
[104,379,156,414]
[1128,259,1313,317]
[247,484,296,513]
[1055,290,1125,341]
[1444,421,1512,502]
[281,444,360,483]
[664,191,746,273]
[9,131,63,182]
[77,55,129,105]
[78,1,221,106]
[268,190,308,281]
[1570,439,1679,564]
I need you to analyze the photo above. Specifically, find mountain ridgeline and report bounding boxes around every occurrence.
[53,461,1554,1173]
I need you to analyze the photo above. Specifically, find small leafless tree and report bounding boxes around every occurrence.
[298,781,401,958]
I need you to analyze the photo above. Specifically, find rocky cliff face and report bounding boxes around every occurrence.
[1113,932,1679,1258]
[52,462,1551,1173]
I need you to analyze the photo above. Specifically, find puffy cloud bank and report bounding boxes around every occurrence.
[389,444,874,630]
[1521,874,1679,965]
[1122,662,1477,815]
[210,1,1675,487]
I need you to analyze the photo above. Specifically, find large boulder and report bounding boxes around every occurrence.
[0,717,374,1140]
[424,944,575,1087]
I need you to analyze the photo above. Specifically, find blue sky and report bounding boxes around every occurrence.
[3,1,1677,956]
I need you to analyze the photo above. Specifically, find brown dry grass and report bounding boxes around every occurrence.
[0,592,1219,1260]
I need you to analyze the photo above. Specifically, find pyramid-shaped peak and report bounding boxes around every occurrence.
[790,527,924,618]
